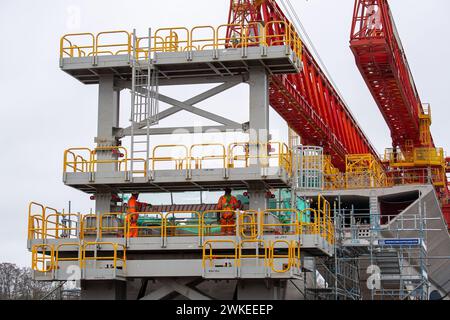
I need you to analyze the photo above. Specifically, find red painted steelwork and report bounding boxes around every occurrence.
[350,0,434,150]
[228,0,378,170]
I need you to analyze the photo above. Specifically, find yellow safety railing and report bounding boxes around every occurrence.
[202,210,237,237]
[29,204,335,246]
[202,240,238,268]
[152,144,189,170]
[239,211,259,239]
[261,209,299,236]
[91,146,129,172]
[154,27,190,52]
[298,208,319,235]
[82,242,126,270]
[80,214,98,239]
[45,212,80,239]
[189,144,227,170]
[216,24,246,48]
[100,213,126,239]
[238,239,268,267]
[165,211,201,237]
[64,148,91,173]
[28,202,46,240]
[228,141,292,174]
[126,212,165,238]
[63,146,147,177]
[64,142,292,174]
[318,195,334,244]
[60,33,95,58]
[32,244,55,272]
[189,25,216,51]
[55,243,82,269]
[60,23,303,61]
[268,240,299,273]
[93,31,131,56]
[135,35,167,59]
[242,22,266,47]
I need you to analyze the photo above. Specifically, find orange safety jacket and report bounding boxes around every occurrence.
[217,195,238,219]
[127,196,139,224]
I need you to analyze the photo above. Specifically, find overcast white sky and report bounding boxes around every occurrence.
[0,0,448,267]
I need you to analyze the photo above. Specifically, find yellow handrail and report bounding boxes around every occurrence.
[238,239,268,267]
[28,202,45,240]
[261,209,299,236]
[189,143,227,170]
[55,243,82,269]
[268,240,292,274]
[165,211,201,237]
[82,242,126,270]
[152,144,189,170]
[61,24,303,61]
[60,33,95,58]
[45,212,80,239]
[202,240,238,268]
[32,244,55,272]
[126,212,165,239]
[239,210,259,239]
[202,210,237,237]
[95,30,131,56]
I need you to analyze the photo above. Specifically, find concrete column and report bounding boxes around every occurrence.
[248,187,268,212]
[97,75,120,141]
[248,67,269,167]
[247,68,270,212]
[95,192,112,215]
[94,75,118,226]
[96,75,120,173]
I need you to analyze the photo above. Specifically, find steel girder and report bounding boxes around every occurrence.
[228,0,379,171]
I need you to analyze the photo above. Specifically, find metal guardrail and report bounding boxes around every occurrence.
[60,22,303,61]
[29,201,334,245]
[202,239,301,275]
[63,142,292,176]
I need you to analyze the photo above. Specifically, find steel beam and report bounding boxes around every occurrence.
[117,80,243,136]
[118,125,243,137]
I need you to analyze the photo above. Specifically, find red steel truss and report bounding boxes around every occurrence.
[227,0,378,170]
[350,0,434,150]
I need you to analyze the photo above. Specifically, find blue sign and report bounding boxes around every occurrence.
[378,238,421,246]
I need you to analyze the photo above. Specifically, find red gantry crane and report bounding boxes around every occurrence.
[227,0,449,226]
[350,0,449,217]
[227,0,379,171]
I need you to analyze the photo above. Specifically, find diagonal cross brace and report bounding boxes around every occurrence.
[121,80,242,134]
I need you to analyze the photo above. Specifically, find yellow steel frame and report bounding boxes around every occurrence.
[32,244,55,273]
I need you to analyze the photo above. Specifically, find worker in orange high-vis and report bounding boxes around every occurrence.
[217,188,239,235]
[127,193,140,238]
